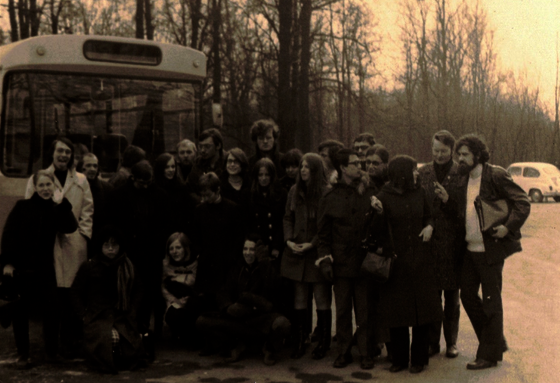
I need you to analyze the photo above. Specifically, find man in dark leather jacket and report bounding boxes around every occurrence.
[454,134,530,371]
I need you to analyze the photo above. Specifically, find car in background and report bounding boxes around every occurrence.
[507,162,560,203]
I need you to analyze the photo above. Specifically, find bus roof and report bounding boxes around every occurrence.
[0,35,207,81]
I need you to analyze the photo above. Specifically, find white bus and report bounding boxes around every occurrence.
[0,35,207,239]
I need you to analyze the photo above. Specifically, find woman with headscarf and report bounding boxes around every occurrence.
[374,155,442,374]
[71,226,147,374]
[281,153,332,360]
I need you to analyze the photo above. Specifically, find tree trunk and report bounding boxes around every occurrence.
[145,0,154,40]
[8,0,19,42]
[136,0,144,39]
[296,0,312,152]
[278,0,294,150]
[212,0,221,104]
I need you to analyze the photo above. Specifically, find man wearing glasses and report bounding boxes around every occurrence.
[365,145,389,190]
[317,149,376,370]
[187,128,225,200]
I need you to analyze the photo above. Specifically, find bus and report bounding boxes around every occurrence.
[0,35,208,240]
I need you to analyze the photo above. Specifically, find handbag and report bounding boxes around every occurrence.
[474,197,509,232]
[361,219,397,283]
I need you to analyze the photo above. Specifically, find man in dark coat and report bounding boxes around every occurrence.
[191,172,244,308]
[418,131,463,358]
[108,161,171,335]
[82,153,114,257]
[176,139,197,184]
[454,134,530,370]
[317,149,376,370]
[196,234,290,365]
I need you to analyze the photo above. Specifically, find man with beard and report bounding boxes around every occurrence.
[176,139,197,184]
[455,134,530,370]
[82,153,114,257]
[418,131,462,359]
[365,145,389,190]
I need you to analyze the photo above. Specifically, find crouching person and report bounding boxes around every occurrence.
[71,226,147,374]
[196,234,290,365]
[162,232,202,345]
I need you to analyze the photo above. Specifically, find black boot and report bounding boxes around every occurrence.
[312,309,331,360]
[290,309,308,359]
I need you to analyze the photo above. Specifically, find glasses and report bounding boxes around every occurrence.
[347,161,360,167]
[226,159,240,165]
[366,160,381,166]
[354,144,369,151]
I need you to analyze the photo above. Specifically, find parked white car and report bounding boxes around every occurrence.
[507,162,560,203]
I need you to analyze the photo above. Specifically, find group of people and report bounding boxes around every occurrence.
[0,119,531,375]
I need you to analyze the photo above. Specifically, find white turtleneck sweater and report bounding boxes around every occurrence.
[465,165,485,252]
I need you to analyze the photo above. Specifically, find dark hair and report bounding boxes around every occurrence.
[366,144,389,164]
[353,133,376,146]
[250,119,280,142]
[251,157,280,201]
[291,153,327,217]
[331,148,357,179]
[96,225,126,255]
[455,134,490,165]
[199,172,221,193]
[154,153,176,185]
[225,148,249,177]
[166,232,192,265]
[388,155,418,191]
[199,128,224,157]
[433,130,456,151]
[281,148,303,170]
[131,160,153,180]
[317,139,344,153]
[121,145,146,169]
[49,137,75,169]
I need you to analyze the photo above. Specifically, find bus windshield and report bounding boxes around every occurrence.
[2,71,200,177]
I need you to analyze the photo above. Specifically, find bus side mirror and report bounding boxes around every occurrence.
[212,103,223,128]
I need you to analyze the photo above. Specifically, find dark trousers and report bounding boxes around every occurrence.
[164,298,204,339]
[333,276,369,356]
[390,324,429,367]
[460,250,504,362]
[429,289,460,348]
[11,271,59,357]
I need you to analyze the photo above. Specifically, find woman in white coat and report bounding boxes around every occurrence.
[25,137,94,358]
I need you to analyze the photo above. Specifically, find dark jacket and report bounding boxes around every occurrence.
[88,177,114,254]
[249,186,287,255]
[456,163,531,264]
[418,161,463,290]
[1,194,77,272]
[375,185,442,328]
[317,180,376,278]
[281,185,327,283]
[191,197,244,295]
[108,180,171,271]
[71,254,145,373]
[217,258,283,333]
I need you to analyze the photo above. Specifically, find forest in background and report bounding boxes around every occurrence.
[3,0,559,166]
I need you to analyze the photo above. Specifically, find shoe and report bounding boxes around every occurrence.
[225,343,246,363]
[333,352,353,368]
[446,345,459,358]
[466,358,497,370]
[262,348,276,366]
[409,365,424,373]
[428,344,440,357]
[389,364,406,373]
[15,356,32,370]
[311,309,331,360]
[360,356,374,370]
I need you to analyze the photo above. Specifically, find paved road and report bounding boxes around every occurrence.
[1,203,558,382]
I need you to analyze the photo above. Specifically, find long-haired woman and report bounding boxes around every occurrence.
[374,155,442,374]
[281,153,332,359]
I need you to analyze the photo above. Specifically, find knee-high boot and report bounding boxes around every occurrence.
[312,309,332,359]
[290,309,308,359]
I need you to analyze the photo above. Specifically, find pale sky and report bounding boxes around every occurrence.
[372,0,560,115]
